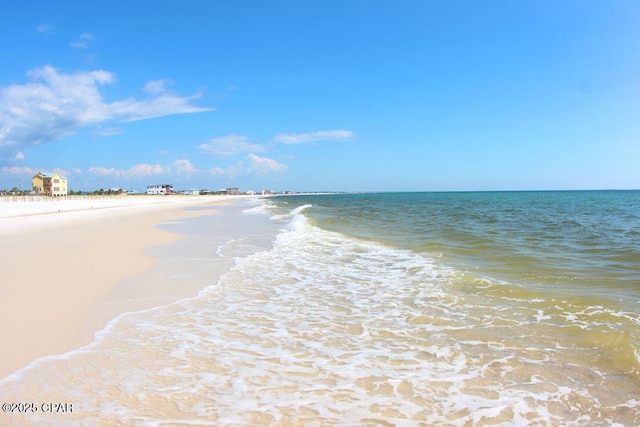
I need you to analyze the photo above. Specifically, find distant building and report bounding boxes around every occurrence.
[262,189,273,195]
[180,189,200,196]
[32,172,68,196]
[146,184,173,195]
[211,188,242,195]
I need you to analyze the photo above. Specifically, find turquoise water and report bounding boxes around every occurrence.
[277,191,640,299]
[2,192,639,426]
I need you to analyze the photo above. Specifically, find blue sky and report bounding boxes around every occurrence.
[1,1,639,192]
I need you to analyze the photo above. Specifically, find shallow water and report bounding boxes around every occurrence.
[1,192,639,426]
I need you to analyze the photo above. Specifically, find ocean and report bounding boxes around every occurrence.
[1,191,639,426]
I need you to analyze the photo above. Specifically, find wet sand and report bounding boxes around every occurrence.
[0,195,248,377]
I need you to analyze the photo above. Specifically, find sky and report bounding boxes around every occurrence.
[0,1,639,193]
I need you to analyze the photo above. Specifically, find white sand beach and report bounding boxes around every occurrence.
[0,195,249,378]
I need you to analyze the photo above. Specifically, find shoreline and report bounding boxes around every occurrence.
[0,195,255,378]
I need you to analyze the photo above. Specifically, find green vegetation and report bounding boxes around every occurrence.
[68,188,125,196]
[1,188,127,197]
[1,187,28,196]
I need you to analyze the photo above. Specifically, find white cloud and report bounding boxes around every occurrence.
[143,79,173,95]
[129,163,164,176]
[70,33,95,49]
[246,153,287,175]
[198,134,265,157]
[203,154,287,179]
[87,160,201,180]
[208,166,226,176]
[273,129,354,144]
[110,92,211,122]
[51,167,71,177]
[98,127,122,136]
[1,166,37,175]
[87,167,121,177]
[171,159,199,175]
[88,163,164,178]
[13,152,24,161]
[0,166,70,177]
[82,155,284,183]
[0,65,213,155]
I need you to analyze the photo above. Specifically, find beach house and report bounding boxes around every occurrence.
[146,184,173,195]
[32,172,68,196]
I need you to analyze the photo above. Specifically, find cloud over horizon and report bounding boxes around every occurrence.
[1,165,70,178]
[88,163,165,179]
[0,65,213,157]
[87,160,201,179]
[83,154,286,182]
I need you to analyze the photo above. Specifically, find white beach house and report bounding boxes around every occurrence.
[146,184,173,195]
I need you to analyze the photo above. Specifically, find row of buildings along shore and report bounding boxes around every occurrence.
[144,184,273,196]
[4,172,274,198]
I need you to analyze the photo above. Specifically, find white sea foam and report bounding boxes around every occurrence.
[269,203,312,221]
[241,197,274,215]
[1,202,639,426]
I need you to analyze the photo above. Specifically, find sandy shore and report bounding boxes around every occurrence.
[0,195,250,378]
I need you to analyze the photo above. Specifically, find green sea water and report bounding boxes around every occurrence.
[269,190,640,418]
[277,191,640,301]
